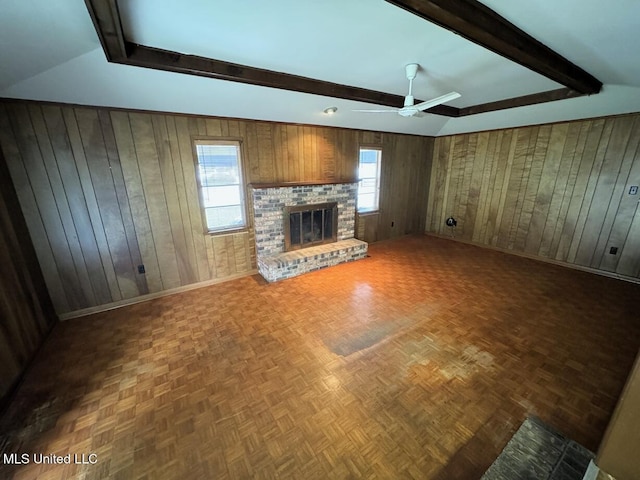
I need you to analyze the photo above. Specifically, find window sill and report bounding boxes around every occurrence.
[357,210,380,216]
[206,227,248,237]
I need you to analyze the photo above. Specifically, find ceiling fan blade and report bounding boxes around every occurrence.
[352,109,400,113]
[413,92,461,111]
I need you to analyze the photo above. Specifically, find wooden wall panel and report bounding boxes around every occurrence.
[0,146,56,407]
[356,132,433,243]
[0,99,431,315]
[427,113,640,280]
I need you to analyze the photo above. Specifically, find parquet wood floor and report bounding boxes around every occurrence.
[1,235,638,480]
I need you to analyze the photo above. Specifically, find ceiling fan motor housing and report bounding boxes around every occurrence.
[405,63,418,80]
[399,108,418,117]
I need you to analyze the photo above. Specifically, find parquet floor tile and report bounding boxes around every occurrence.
[1,235,639,479]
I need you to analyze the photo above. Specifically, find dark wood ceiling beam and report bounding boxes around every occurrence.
[125,43,422,110]
[459,88,584,116]
[84,0,594,119]
[425,104,460,117]
[84,0,128,61]
[385,0,602,94]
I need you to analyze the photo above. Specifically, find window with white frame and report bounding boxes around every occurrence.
[194,139,246,233]
[357,148,382,213]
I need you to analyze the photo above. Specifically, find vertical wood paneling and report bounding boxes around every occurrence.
[28,104,91,309]
[511,125,551,251]
[564,119,606,263]
[482,130,506,244]
[408,136,433,234]
[1,108,65,313]
[574,118,627,266]
[98,109,148,297]
[617,205,640,277]
[1,99,433,315]
[110,111,164,293]
[42,106,101,306]
[594,117,640,271]
[436,136,454,232]
[458,133,477,238]
[129,113,181,290]
[177,116,209,283]
[466,131,489,240]
[64,107,123,304]
[273,124,286,181]
[75,108,139,300]
[165,115,197,285]
[257,122,275,182]
[524,124,562,254]
[285,125,300,181]
[0,146,56,406]
[245,122,261,181]
[472,131,497,243]
[428,113,640,281]
[490,130,517,246]
[552,121,590,261]
[304,126,314,180]
[356,131,432,241]
[544,122,582,258]
[152,114,192,285]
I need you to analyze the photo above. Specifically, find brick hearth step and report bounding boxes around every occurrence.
[257,238,368,282]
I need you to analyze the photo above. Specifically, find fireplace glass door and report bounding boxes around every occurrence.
[284,202,337,251]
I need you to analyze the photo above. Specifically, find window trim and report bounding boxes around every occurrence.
[357,146,382,214]
[192,137,248,235]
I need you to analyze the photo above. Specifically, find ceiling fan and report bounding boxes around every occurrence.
[354,64,461,117]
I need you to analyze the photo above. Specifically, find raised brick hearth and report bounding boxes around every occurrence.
[251,182,367,282]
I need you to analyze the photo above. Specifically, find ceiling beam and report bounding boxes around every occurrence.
[84,0,594,118]
[126,43,419,110]
[459,88,584,116]
[84,0,461,113]
[84,0,128,61]
[385,0,602,94]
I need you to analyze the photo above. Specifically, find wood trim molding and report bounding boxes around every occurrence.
[84,0,601,117]
[58,270,258,321]
[385,0,602,95]
[425,233,640,286]
[249,180,356,189]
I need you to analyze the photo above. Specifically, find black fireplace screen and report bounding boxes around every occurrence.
[284,202,338,251]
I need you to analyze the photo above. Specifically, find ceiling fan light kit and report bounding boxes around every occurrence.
[354,63,461,118]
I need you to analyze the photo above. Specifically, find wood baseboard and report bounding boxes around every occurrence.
[58,270,259,321]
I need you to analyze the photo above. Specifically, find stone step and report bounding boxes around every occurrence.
[481,416,595,480]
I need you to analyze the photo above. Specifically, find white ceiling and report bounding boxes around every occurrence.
[1,0,639,136]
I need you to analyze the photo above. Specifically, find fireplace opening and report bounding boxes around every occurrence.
[284,202,338,251]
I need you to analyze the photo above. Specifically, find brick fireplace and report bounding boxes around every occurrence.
[251,182,368,282]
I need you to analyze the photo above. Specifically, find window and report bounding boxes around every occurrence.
[357,148,382,213]
[194,139,246,233]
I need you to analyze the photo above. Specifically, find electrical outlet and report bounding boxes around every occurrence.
[629,185,638,195]
[137,264,146,274]
[609,247,618,255]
